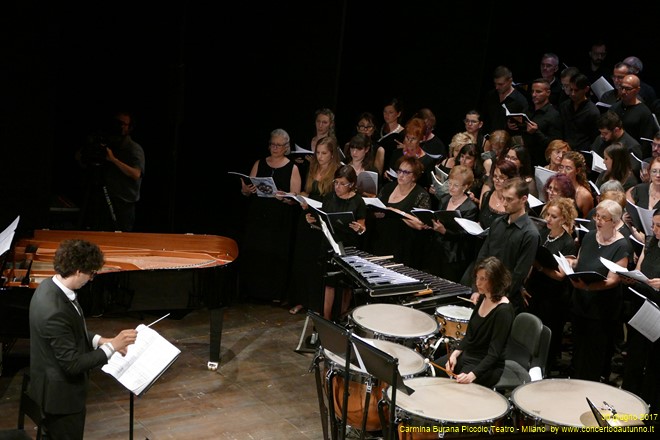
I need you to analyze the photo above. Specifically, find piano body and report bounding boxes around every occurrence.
[1,229,238,371]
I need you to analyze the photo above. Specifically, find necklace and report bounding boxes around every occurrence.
[544,231,564,245]
[493,191,503,208]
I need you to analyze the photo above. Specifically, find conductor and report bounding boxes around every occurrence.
[28,239,138,439]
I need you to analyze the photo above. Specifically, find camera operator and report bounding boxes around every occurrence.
[76,110,145,231]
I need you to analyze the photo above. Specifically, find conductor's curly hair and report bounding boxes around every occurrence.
[53,239,105,278]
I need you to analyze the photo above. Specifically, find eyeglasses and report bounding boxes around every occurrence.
[593,214,613,223]
[492,174,507,182]
[618,85,637,92]
[505,154,519,162]
[650,169,660,175]
[270,142,288,148]
[397,169,413,175]
[652,142,660,149]
[447,181,464,189]
[464,119,480,125]
[357,124,374,130]
[333,180,351,187]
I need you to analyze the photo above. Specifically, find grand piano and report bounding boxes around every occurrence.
[1,229,239,372]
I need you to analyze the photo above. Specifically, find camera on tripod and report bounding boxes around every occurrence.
[80,117,124,166]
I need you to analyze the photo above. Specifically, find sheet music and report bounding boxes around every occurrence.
[454,218,488,236]
[599,256,652,285]
[318,216,342,255]
[386,168,397,179]
[501,104,532,123]
[626,200,654,236]
[291,144,313,154]
[628,288,660,342]
[0,215,20,255]
[363,197,387,209]
[102,324,181,395]
[534,166,556,202]
[590,76,614,100]
[527,194,543,208]
[553,252,574,275]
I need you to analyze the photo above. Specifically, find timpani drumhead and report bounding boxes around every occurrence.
[323,338,428,378]
[350,304,438,339]
[511,379,649,427]
[387,376,510,424]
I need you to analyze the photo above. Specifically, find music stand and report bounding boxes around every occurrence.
[350,335,413,440]
[308,311,354,440]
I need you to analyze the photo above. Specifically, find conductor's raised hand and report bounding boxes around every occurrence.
[111,329,138,356]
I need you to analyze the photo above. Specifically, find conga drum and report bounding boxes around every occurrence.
[349,304,439,355]
[384,376,511,439]
[323,338,430,432]
[510,378,649,428]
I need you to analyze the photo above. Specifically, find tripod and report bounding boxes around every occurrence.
[78,163,117,231]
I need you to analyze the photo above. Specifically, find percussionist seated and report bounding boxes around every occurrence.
[433,257,515,388]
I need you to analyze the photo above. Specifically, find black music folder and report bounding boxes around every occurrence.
[410,208,462,231]
[308,205,355,235]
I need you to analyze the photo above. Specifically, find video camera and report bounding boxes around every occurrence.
[80,116,124,166]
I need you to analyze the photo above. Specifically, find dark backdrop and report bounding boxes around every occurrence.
[3,1,658,246]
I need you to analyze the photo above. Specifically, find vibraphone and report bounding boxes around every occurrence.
[331,248,472,312]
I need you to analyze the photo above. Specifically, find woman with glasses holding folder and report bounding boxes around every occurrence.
[305,165,367,320]
[560,199,632,383]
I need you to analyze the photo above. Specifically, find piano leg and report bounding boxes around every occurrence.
[208,306,226,371]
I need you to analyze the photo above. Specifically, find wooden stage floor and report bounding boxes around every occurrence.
[0,302,323,439]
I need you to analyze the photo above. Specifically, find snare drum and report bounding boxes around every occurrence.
[511,379,649,428]
[434,305,473,340]
[385,376,510,439]
[323,338,429,432]
[349,304,439,352]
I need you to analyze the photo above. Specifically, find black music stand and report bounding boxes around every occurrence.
[350,335,413,440]
[308,311,354,440]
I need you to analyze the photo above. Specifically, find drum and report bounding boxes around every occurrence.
[349,304,439,353]
[511,379,649,428]
[384,376,511,439]
[323,338,429,432]
[434,305,472,340]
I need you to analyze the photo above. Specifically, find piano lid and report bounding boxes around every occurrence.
[6,229,239,287]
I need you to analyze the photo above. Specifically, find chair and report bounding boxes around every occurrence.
[0,372,44,440]
[494,312,551,394]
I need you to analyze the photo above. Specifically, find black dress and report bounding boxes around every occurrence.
[368,181,431,269]
[570,231,631,382]
[238,159,298,302]
[622,236,660,413]
[525,230,577,367]
[427,195,479,283]
[288,180,327,313]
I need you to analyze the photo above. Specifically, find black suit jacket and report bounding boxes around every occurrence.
[28,277,108,415]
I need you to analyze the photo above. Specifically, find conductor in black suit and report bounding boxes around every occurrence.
[29,239,137,439]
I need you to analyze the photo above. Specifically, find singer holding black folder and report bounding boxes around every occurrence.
[563,199,632,382]
[620,208,660,416]
[525,197,578,370]
[29,239,138,440]
[306,165,366,320]
[426,165,479,283]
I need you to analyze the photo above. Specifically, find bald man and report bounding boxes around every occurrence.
[610,74,658,157]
